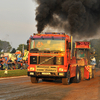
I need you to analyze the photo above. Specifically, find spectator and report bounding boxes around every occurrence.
[2,57,8,69]
[12,62,16,69]
[23,60,26,69]
[17,61,21,69]
[0,61,4,70]
[8,59,12,70]
[20,61,23,70]
[25,60,28,69]
[5,60,8,69]
[0,55,28,70]
[14,60,18,69]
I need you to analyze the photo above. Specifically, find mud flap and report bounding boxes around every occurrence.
[84,66,89,79]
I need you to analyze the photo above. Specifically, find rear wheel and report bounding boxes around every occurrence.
[92,69,95,78]
[30,77,39,83]
[72,66,81,83]
[62,70,70,85]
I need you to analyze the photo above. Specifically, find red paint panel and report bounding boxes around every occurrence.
[75,42,90,49]
[84,67,89,79]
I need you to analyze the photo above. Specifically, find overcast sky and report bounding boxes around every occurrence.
[0,0,37,49]
[1,0,100,50]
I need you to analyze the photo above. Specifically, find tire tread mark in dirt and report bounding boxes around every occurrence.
[0,83,71,100]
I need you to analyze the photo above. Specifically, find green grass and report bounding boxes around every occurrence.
[0,69,27,78]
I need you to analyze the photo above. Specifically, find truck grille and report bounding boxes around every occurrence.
[39,56,54,65]
[36,65,57,72]
[30,56,64,65]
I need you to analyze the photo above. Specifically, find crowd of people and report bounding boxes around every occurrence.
[0,57,28,70]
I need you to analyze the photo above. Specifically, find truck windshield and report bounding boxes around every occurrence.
[30,39,65,52]
[76,49,88,59]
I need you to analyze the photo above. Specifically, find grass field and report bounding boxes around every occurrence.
[0,69,27,78]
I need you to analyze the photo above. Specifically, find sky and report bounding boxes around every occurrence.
[0,0,100,50]
[0,0,37,49]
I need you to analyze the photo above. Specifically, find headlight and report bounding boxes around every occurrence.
[30,67,34,71]
[59,68,64,71]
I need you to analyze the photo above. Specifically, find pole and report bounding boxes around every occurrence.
[71,36,73,59]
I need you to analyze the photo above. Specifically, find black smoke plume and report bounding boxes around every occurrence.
[35,0,100,38]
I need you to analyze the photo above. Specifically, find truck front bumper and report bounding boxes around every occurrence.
[27,72,67,78]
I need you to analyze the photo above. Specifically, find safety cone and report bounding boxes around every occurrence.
[4,68,8,75]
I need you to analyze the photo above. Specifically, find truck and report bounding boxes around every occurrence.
[74,41,95,80]
[27,32,95,85]
[27,32,81,85]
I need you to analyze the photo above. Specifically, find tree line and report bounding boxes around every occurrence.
[0,40,27,54]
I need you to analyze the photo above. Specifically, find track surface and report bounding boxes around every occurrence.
[0,69,100,100]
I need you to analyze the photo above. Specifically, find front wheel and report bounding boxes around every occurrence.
[30,77,39,83]
[62,70,70,85]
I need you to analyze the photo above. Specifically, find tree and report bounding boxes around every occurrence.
[17,44,27,52]
[0,48,2,52]
[0,40,12,53]
[11,48,16,53]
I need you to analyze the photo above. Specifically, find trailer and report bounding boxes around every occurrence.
[74,41,95,80]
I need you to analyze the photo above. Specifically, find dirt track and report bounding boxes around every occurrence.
[0,69,100,100]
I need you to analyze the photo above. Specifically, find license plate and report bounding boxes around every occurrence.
[30,72,34,75]
[42,72,51,75]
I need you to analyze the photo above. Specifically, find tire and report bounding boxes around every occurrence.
[92,69,95,78]
[88,76,90,80]
[72,66,81,83]
[30,77,38,83]
[62,70,70,85]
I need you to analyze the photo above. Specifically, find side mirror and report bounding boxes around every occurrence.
[27,40,29,51]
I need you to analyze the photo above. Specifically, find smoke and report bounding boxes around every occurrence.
[35,0,100,38]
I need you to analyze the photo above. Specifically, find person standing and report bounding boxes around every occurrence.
[5,57,8,70]
[8,59,12,70]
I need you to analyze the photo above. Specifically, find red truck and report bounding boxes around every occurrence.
[27,32,81,85]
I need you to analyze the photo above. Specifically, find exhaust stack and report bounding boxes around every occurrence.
[71,36,73,59]
[38,31,41,34]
